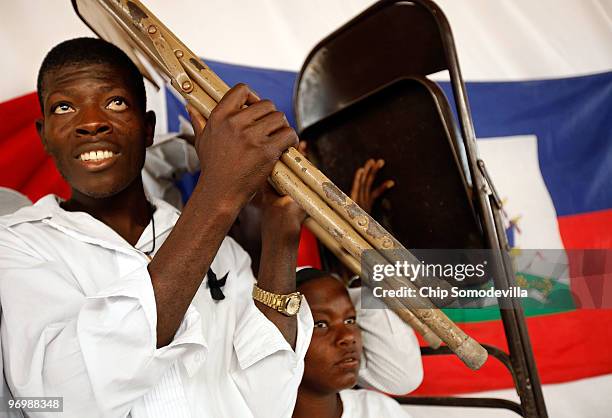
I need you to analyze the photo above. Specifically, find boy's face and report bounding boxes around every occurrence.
[299,276,363,394]
[37,63,155,199]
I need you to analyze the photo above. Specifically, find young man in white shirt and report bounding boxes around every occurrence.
[0,37,313,417]
[292,269,422,418]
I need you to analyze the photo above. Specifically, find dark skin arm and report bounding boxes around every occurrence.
[148,84,299,348]
[253,184,306,347]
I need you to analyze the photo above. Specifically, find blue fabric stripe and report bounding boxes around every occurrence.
[166,61,612,216]
[439,72,612,217]
[165,59,296,131]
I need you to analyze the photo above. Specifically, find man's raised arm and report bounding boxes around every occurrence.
[147,83,299,347]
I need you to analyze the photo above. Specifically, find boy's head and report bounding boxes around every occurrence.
[36,37,155,199]
[37,38,146,112]
[297,268,363,394]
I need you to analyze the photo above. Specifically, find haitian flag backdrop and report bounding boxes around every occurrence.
[1,0,611,416]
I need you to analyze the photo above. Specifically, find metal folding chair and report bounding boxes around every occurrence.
[293,1,548,416]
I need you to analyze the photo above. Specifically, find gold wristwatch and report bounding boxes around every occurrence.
[252,283,303,316]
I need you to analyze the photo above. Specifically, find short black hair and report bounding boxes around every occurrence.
[296,267,337,287]
[36,37,146,111]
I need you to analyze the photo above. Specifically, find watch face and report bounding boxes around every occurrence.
[285,296,301,315]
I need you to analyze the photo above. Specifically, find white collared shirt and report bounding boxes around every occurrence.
[0,195,313,418]
[349,288,423,396]
[338,289,422,418]
[339,389,412,418]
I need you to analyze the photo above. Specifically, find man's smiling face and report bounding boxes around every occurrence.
[37,62,155,199]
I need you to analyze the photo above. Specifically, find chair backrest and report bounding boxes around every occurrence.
[293,0,484,251]
[295,0,451,132]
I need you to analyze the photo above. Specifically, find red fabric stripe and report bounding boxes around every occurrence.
[0,92,41,139]
[558,210,612,336]
[1,123,47,190]
[558,209,612,249]
[413,309,612,395]
[0,92,69,201]
[297,227,322,269]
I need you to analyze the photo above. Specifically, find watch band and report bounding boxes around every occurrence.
[252,283,302,316]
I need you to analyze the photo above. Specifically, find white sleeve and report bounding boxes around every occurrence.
[0,238,206,418]
[142,135,199,209]
[145,135,199,178]
[350,288,423,395]
[0,307,23,418]
[228,240,314,418]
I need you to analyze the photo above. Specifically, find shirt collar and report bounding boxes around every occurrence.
[1,194,180,255]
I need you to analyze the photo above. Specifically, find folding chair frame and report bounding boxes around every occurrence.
[293,1,548,416]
